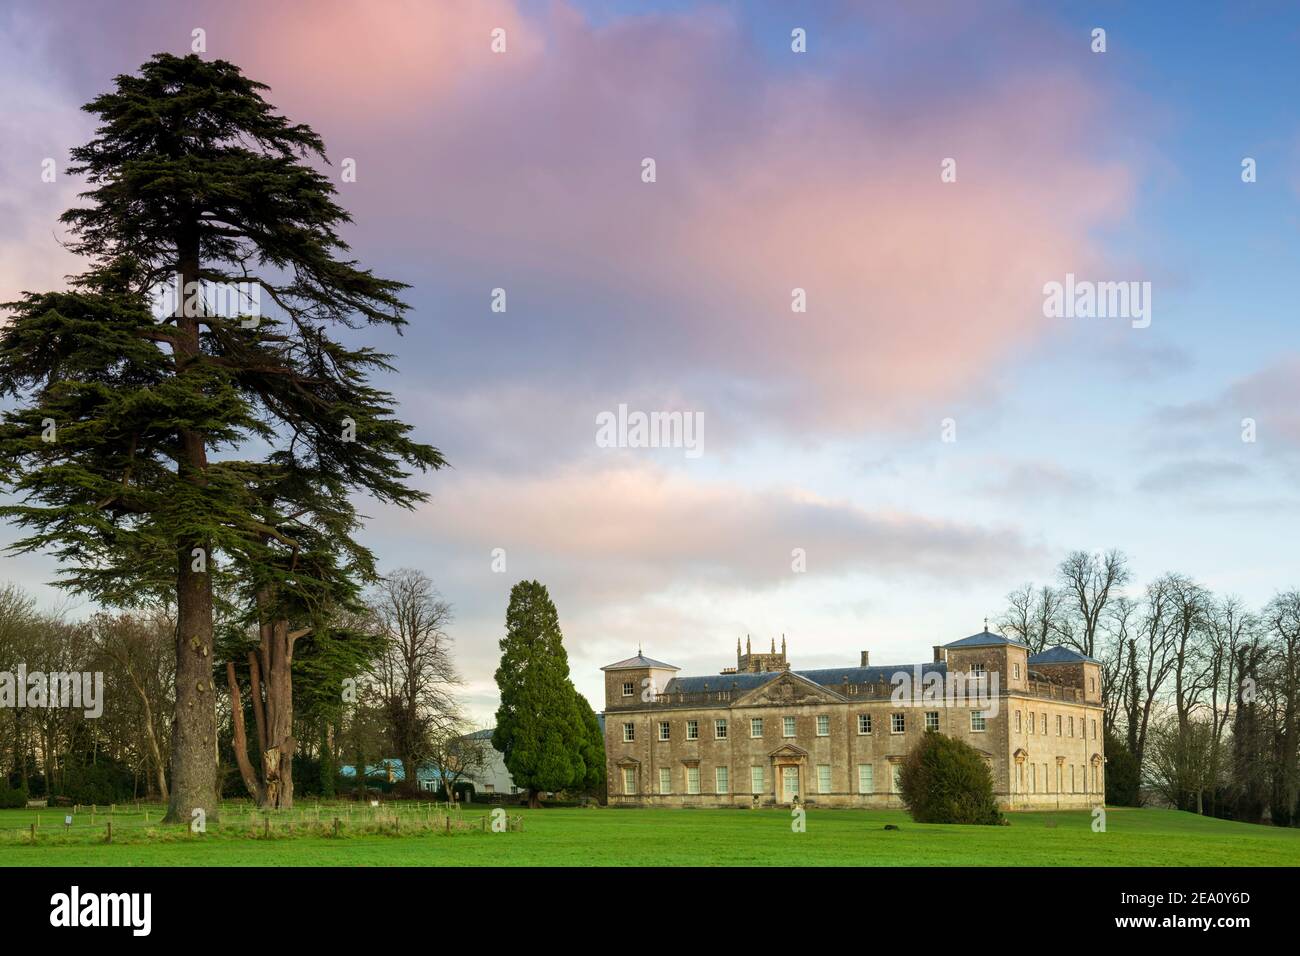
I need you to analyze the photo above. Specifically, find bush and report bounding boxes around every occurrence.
[1104,729,1141,807]
[897,731,1004,825]
[0,785,28,808]
[60,759,135,805]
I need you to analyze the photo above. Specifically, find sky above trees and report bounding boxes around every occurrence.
[2,0,1298,723]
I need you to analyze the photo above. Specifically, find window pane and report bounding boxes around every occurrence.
[857,764,873,794]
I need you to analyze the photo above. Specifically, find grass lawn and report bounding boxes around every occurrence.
[1,803,1297,866]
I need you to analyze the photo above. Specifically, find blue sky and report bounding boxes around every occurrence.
[1,0,1297,722]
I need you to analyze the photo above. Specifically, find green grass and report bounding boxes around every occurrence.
[1,803,1297,866]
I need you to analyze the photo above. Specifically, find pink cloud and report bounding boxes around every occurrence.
[3,0,1141,439]
[398,461,1035,604]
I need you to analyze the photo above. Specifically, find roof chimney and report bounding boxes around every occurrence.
[933,645,946,663]
[860,651,869,666]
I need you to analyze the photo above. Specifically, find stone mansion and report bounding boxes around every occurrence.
[601,628,1104,809]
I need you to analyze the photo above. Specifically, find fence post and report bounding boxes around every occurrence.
[29,823,35,843]
[264,817,270,839]
[106,822,112,844]
[333,817,340,838]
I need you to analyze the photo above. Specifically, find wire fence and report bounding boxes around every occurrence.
[0,800,524,845]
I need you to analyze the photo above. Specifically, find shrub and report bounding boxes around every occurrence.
[0,784,29,809]
[60,759,134,804]
[1103,729,1141,806]
[897,731,1003,825]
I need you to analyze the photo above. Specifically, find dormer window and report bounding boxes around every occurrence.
[621,681,634,697]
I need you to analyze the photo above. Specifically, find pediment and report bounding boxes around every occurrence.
[615,756,640,768]
[768,743,809,759]
[734,670,845,708]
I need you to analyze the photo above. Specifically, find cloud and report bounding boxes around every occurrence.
[0,6,92,300]
[1155,355,1300,458]
[1137,459,1253,494]
[398,460,1037,602]
[977,461,1103,501]
[1,0,1140,449]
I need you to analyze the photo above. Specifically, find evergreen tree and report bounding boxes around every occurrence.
[0,54,442,822]
[897,731,1003,825]
[1103,727,1141,806]
[492,581,589,808]
[573,692,607,798]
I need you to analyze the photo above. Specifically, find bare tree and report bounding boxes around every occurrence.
[998,583,1067,654]
[1058,549,1130,657]
[95,610,175,801]
[1204,596,1252,816]
[370,569,460,792]
[1163,574,1216,810]
[1130,575,1179,769]
[426,720,491,802]
[1261,591,1300,824]
[1099,596,1138,733]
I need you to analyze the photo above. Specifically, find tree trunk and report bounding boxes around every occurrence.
[528,787,541,809]
[355,743,365,799]
[165,544,218,822]
[142,691,169,804]
[400,751,417,797]
[259,616,298,809]
[125,668,168,804]
[164,238,218,824]
[226,661,265,804]
[320,722,336,798]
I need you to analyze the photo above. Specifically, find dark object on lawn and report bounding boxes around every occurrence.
[883,824,900,830]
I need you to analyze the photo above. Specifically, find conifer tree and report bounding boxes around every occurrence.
[493,581,590,808]
[0,54,442,821]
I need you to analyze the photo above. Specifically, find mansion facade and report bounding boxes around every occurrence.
[601,628,1104,810]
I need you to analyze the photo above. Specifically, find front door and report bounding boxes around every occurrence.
[781,765,799,801]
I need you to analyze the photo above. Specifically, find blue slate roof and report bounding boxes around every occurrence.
[339,761,442,783]
[664,662,947,695]
[944,630,1029,649]
[602,653,680,671]
[1029,646,1099,664]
